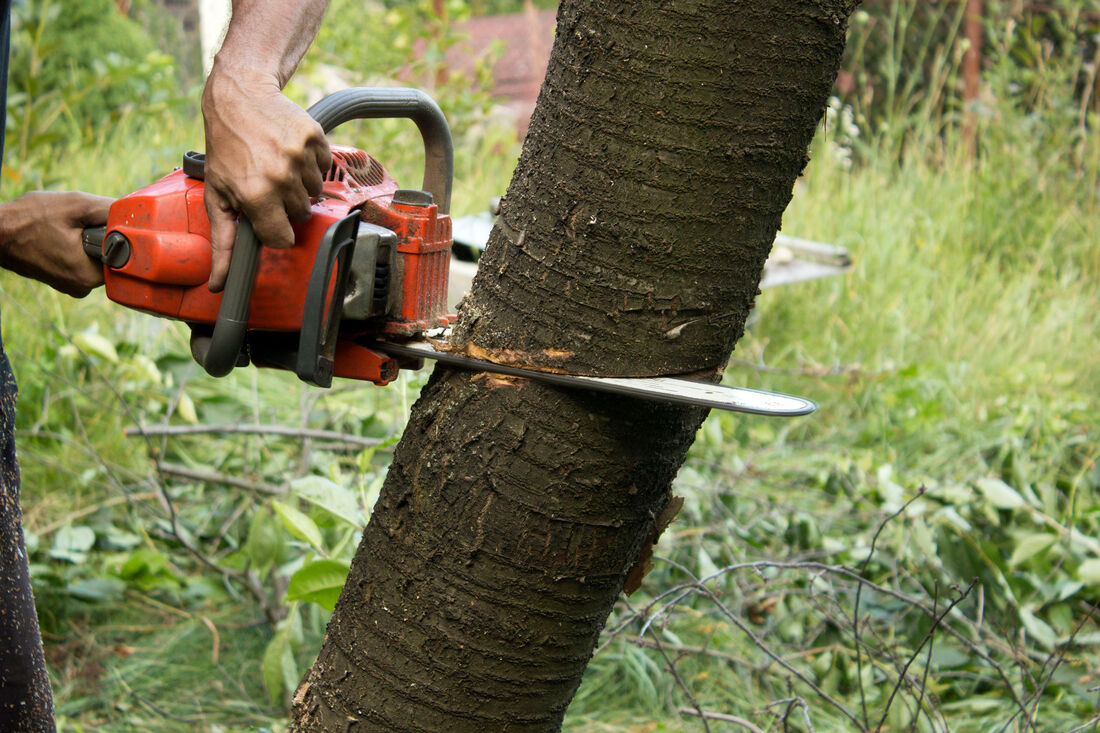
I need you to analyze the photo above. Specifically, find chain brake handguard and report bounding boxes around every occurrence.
[246,210,362,387]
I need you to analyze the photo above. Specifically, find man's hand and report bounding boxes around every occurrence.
[201,67,330,292]
[0,191,113,298]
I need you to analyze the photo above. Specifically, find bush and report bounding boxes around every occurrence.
[5,0,187,191]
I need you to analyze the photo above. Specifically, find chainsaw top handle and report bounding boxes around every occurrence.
[194,87,454,379]
[306,87,453,214]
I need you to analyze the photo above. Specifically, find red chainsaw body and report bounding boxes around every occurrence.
[100,145,452,384]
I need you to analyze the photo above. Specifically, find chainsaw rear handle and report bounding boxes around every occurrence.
[306,87,453,214]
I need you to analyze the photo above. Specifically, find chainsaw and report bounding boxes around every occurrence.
[82,88,814,418]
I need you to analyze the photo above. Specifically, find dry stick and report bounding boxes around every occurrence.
[640,558,1031,718]
[616,557,861,728]
[5,297,277,620]
[764,697,817,733]
[1011,600,1100,733]
[841,581,948,733]
[125,422,386,448]
[802,574,939,730]
[623,635,752,667]
[35,492,159,534]
[916,587,943,733]
[688,581,867,731]
[677,708,765,733]
[600,556,1031,721]
[645,628,711,733]
[154,461,286,495]
[874,580,974,733]
[854,490,926,729]
[1066,714,1100,733]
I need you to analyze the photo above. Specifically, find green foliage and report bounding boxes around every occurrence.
[5,0,190,192]
[839,1,1100,162]
[1,1,1097,730]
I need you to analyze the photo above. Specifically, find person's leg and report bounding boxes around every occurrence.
[0,339,55,732]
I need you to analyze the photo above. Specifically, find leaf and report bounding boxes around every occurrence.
[176,391,198,424]
[285,558,350,611]
[696,546,720,579]
[119,548,168,580]
[262,631,294,706]
[245,509,285,573]
[976,477,1026,510]
[291,476,362,525]
[72,330,119,363]
[1019,607,1058,650]
[272,500,324,552]
[66,577,125,603]
[1009,532,1056,566]
[49,525,96,563]
[1077,558,1100,586]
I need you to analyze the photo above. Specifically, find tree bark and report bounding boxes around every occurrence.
[292,1,856,730]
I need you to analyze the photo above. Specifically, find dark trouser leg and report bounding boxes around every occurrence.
[0,345,54,732]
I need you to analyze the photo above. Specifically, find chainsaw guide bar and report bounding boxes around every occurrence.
[371,340,817,417]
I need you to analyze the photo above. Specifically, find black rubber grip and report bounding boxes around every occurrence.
[198,218,261,377]
[82,226,106,260]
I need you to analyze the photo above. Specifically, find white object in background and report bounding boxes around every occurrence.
[199,0,231,75]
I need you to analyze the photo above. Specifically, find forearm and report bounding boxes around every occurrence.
[209,0,329,89]
[198,0,332,290]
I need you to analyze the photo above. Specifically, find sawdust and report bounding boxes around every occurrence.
[463,342,576,373]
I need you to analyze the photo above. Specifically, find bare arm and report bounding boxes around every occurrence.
[201,0,331,292]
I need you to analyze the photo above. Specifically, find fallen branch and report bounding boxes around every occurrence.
[126,423,386,448]
[35,491,159,535]
[155,462,286,496]
[678,707,766,733]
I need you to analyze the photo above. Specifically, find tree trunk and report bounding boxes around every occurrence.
[292,1,856,730]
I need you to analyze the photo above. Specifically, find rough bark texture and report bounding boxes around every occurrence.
[292,2,854,730]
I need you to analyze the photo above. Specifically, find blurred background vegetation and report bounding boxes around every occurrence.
[1,0,1097,730]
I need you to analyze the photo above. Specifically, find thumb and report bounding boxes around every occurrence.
[207,205,238,293]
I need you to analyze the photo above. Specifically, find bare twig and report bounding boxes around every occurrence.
[875,580,974,732]
[1066,714,1100,733]
[154,461,286,495]
[126,422,386,448]
[35,491,158,534]
[1013,600,1100,733]
[622,635,752,667]
[645,626,711,733]
[678,707,765,733]
[599,557,1032,723]
[854,489,926,727]
[688,581,868,731]
[764,697,817,733]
